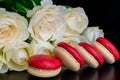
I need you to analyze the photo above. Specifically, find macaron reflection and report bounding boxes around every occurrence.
[0,64,118,80]
[79,67,98,80]
[61,70,79,80]
[28,73,61,80]
[99,64,115,80]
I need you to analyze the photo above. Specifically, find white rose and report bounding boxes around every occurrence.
[0,52,8,73]
[59,35,80,47]
[81,27,104,42]
[0,8,29,48]
[65,7,88,35]
[41,0,53,6]
[3,42,32,71]
[27,4,67,43]
[30,39,54,56]
[0,8,6,14]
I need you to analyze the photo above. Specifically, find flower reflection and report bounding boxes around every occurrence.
[0,73,8,80]
[0,71,29,80]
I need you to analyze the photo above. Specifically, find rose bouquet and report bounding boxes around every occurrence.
[0,0,104,73]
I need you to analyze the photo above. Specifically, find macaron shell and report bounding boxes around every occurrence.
[57,42,84,67]
[75,45,99,68]
[27,66,61,78]
[28,54,62,70]
[79,42,104,65]
[53,46,80,71]
[96,37,120,60]
[93,41,115,64]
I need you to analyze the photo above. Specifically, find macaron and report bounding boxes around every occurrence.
[27,54,62,78]
[53,42,84,71]
[92,37,120,64]
[75,42,104,68]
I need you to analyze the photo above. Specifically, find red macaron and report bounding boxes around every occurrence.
[27,54,62,78]
[75,42,104,68]
[53,42,84,71]
[93,37,120,64]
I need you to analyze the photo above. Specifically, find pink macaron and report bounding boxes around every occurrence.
[27,54,62,78]
[75,42,104,68]
[53,42,84,71]
[93,37,120,64]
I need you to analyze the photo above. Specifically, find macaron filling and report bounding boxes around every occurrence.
[96,37,120,60]
[57,42,84,67]
[28,54,62,70]
[79,42,104,65]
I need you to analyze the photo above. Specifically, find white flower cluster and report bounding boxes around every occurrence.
[0,0,104,73]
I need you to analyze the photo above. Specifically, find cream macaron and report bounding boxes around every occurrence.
[75,42,104,68]
[53,42,84,71]
[27,54,62,78]
[92,37,120,64]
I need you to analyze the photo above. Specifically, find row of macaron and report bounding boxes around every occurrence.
[27,37,120,78]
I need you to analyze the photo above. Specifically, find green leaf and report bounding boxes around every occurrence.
[16,2,30,13]
[0,0,4,2]
[25,39,31,43]
[0,0,18,11]
[20,0,33,9]
[65,5,72,8]
[0,0,42,16]
[31,0,37,7]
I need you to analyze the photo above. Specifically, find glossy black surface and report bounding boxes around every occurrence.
[0,62,120,80]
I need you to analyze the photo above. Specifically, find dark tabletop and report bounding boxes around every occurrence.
[0,62,120,80]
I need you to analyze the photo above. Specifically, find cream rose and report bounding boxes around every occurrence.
[30,39,54,56]
[27,2,66,43]
[0,8,29,48]
[81,27,104,42]
[3,42,32,71]
[0,8,6,14]
[60,35,80,47]
[0,52,8,73]
[64,7,88,35]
